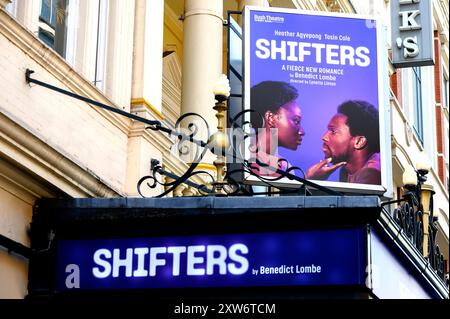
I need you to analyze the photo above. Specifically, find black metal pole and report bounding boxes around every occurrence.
[26,69,163,129]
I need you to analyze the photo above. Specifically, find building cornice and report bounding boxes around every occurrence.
[0,10,131,135]
[391,135,415,169]
[0,112,121,198]
[0,157,56,205]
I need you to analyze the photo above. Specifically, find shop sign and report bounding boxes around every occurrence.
[391,0,434,67]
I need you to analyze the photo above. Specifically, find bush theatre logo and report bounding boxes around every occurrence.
[254,14,284,24]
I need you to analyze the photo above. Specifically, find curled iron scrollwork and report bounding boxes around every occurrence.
[138,112,215,197]
[137,106,340,198]
[392,192,445,283]
[393,198,423,252]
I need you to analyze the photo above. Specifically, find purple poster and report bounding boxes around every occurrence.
[244,7,385,193]
[55,229,365,291]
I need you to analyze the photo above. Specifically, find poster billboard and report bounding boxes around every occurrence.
[243,7,387,193]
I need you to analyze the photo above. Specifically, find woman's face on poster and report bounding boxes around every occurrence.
[271,101,304,150]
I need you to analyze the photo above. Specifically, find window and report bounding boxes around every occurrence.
[93,0,108,90]
[38,0,68,57]
[412,66,424,143]
[40,0,57,26]
[64,0,78,66]
[227,15,243,123]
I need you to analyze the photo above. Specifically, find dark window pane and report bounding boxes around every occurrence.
[228,96,244,124]
[40,0,57,27]
[230,69,242,95]
[229,17,242,78]
[51,0,57,26]
[413,67,423,143]
[228,15,243,129]
[38,29,55,48]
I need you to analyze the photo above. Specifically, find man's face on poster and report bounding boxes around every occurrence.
[322,113,355,164]
[273,101,304,151]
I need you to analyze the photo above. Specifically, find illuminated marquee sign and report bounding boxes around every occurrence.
[391,0,434,68]
[56,228,365,291]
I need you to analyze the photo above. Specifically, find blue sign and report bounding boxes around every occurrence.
[56,228,366,291]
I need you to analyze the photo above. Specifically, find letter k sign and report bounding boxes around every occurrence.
[399,10,421,31]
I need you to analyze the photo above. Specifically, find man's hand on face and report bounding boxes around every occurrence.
[306,158,347,180]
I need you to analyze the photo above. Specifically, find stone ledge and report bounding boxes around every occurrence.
[0,112,121,198]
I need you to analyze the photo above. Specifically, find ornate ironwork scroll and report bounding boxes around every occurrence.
[390,177,446,283]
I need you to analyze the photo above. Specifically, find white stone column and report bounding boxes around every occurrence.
[70,0,99,80]
[104,0,135,110]
[15,0,40,35]
[131,0,164,115]
[181,0,223,137]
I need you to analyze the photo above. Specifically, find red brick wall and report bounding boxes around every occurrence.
[438,156,445,183]
[390,70,403,107]
[436,106,443,154]
[389,48,402,107]
[434,31,442,105]
[434,30,446,185]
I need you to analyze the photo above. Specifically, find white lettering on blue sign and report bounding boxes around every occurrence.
[92,249,111,278]
[112,248,133,277]
[91,244,249,279]
[65,264,80,289]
